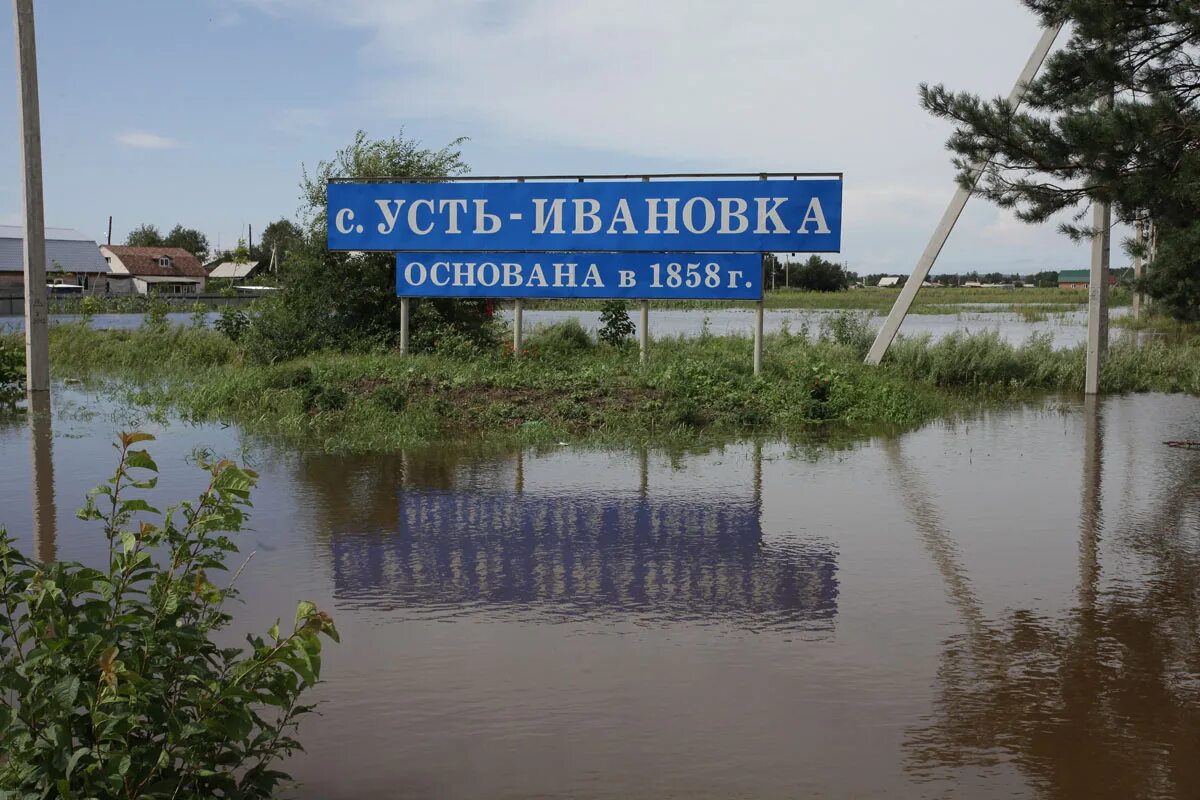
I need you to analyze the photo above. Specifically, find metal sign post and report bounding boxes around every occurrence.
[329,173,843,374]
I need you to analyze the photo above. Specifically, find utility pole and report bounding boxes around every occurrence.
[1084,194,1111,394]
[1132,219,1144,321]
[14,0,49,396]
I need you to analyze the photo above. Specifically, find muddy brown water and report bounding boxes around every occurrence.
[1,389,1198,799]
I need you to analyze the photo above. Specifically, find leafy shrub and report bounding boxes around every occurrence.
[527,319,593,357]
[188,302,209,329]
[142,297,170,330]
[598,299,635,346]
[78,295,101,321]
[214,307,250,342]
[819,310,874,355]
[0,433,337,798]
[0,337,23,411]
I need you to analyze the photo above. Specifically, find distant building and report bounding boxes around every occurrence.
[101,246,207,295]
[0,225,112,292]
[877,276,901,287]
[206,260,261,281]
[1058,269,1118,289]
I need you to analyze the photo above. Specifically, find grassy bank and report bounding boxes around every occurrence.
[14,316,1197,453]
[521,286,1127,312]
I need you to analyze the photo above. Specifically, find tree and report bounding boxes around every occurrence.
[1032,270,1061,288]
[920,0,1200,319]
[258,218,304,272]
[790,255,853,292]
[243,130,496,363]
[163,224,210,261]
[125,223,164,247]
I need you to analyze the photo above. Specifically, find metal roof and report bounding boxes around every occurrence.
[207,261,259,279]
[0,226,110,274]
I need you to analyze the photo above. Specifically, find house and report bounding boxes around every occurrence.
[100,246,207,295]
[877,276,901,287]
[0,225,112,292]
[206,260,260,281]
[1057,269,1118,289]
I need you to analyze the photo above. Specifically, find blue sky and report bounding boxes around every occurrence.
[0,0,1104,274]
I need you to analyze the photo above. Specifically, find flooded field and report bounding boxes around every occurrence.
[1,389,1197,798]
[1,305,1130,349]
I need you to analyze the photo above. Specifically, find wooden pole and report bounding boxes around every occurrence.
[513,299,523,357]
[14,0,49,396]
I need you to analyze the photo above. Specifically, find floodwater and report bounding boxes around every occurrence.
[1,389,1198,799]
[2,305,1130,349]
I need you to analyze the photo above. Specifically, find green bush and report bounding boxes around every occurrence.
[598,299,635,346]
[527,319,594,357]
[213,308,250,342]
[0,433,337,797]
[0,337,23,411]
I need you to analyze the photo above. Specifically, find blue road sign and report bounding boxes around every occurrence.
[396,252,764,300]
[330,177,841,253]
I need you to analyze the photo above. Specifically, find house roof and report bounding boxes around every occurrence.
[207,260,259,279]
[102,246,207,278]
[1058,269,1090,282]
[0,225,110,274]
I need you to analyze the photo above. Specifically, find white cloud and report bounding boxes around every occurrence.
[115,131,180,150]
[237,0,1093,272]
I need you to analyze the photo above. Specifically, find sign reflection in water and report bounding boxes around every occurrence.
[328,451,838,631]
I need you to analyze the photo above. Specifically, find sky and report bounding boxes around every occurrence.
[0,0,1108,275]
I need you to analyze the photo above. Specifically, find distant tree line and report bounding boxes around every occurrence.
[123,219,305,271]
[764,254,856,292]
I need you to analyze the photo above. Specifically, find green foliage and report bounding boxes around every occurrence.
[214,308,250,342]
[244,130,495,363]
[188,303,209,330]
[818,310,874,356]
[921,0,1200,318]
[0,338,23,411]
[125,224,163,248]
[142,297,170,330]
[597,300,635,346]
[258,219,303,272]
[0,433,337,797]
[163,226,210,261]
[770,255,853,292]
[527,320,594,356]
[77,295,101,321]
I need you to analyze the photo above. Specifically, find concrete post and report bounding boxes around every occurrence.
[1084,196,1111,394]
[1132,219,1144,321]
[14,0,50,395]
[865,23,1062,365]
[29,389,55,562]
[399,297,410,356]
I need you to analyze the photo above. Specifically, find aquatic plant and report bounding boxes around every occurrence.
[0,433,337,797]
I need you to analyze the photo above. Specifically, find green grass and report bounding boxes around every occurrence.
[521,286,1128,313]
[14,315,1195,454]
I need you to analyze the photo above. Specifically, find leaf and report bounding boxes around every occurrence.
[53,674,81,708]
[124,448,159,473]
[294,600,317,627]
[66,746,89,778]
[119,431,156,447]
